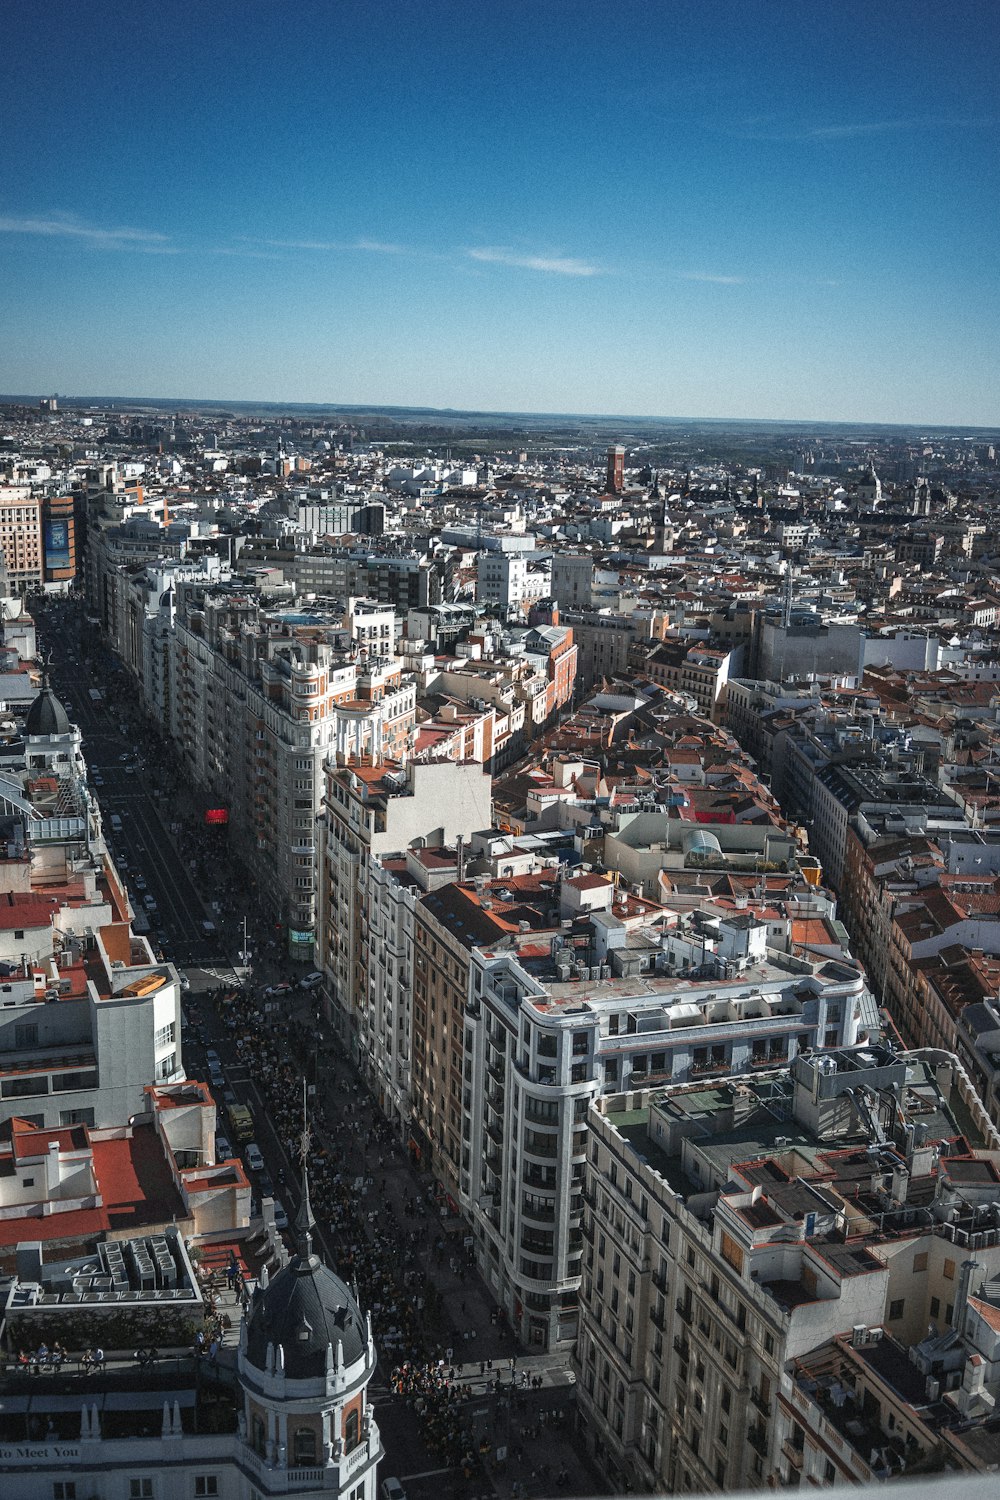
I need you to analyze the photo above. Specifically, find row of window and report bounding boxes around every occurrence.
[54,1482,217,1500]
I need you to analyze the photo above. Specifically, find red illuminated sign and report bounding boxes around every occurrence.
[204,808,229,825]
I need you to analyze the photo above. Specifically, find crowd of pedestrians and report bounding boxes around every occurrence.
[389,1360,484,1470]
[211,981,444,1364]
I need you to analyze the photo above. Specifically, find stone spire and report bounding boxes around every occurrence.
[294,1076,317,1262]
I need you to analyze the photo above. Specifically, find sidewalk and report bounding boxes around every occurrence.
[473,1382,607,1500]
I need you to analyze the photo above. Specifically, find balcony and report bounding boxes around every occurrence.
[0,1046,97,1078]
[675,1299,692,1325]
[524,1135,559,1159]
[673,1336,690,1361]
[751,1388,770,1417]
[782,1440,804,1471]
[521,1197,556,1223]
[240,1432,377,1489]
[651,1305,666,1331]
[690,1059,728,1078]
[748,1425,768,1456]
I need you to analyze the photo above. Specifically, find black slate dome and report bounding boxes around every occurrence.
[245,1168,368,1380]
[245,1252,368,1379]
[25,685,71,738]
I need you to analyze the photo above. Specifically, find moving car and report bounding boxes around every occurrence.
[206,1050,221,1069]
[215,1135,233,1160]
[381,1480,407,1500]
[299,971,324,990]
[245,1143,264,1173]
[272,1200,289,1231]
[229,1103,255,1143]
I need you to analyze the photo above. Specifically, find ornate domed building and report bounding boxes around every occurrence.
[856,462,883,508]
[24,681,72,739]
[236,1168,382,1496]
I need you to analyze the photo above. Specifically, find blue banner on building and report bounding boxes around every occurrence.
[44,518,71,570]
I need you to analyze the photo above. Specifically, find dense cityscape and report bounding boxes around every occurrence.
[0,394,995,1499]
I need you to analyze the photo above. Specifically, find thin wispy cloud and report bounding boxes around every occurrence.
[256,236,408,255]
[467,247,600,277]
[0,211,170,250]
[721,115,996,144]
[210,246,285,261]
[679,271,746,285]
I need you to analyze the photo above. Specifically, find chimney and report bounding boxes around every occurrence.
[952,1258,980,1333]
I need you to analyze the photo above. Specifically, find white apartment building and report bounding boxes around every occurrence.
[168,592,417,953]
[476,552,529,610]
[363,854,419,1132]
[317,759,492,1060]
[461,913,871,1351]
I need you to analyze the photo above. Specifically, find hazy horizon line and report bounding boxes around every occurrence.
[0,392,995,436]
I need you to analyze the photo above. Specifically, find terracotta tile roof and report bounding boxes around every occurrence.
[968,1296,1000,1333]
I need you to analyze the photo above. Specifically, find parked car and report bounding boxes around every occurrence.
[245,1143,265,1173]
[382,1480,407,1500]
[215,1135,233,1160]
[299,971,324,990]
[273,1200,289,1231]
[263,982,293,998]
[205,1050,221,1068]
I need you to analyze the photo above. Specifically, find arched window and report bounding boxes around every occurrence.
[345,1408,360,1452]
[251,1414,266,1455]
[293,1426,317,1466]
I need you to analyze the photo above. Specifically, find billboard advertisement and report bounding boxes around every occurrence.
[44,518,71,571]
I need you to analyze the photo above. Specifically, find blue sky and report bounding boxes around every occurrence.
[2,0,998,424]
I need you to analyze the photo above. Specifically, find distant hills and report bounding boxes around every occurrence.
[1,394,994,441]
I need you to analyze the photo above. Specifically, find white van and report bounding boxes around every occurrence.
[110,813,123,832]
